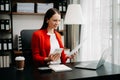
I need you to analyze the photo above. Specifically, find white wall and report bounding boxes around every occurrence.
[13,15,44,48]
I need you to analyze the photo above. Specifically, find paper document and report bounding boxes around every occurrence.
[49,64,72,72]
[54,48,63,54]
[69,43,81,55]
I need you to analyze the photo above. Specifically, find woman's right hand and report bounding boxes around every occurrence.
[48,53,61,61]
[44,53,61,63]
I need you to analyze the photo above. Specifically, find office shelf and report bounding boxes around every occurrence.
[0,0,13,68]
[12,12,45,15]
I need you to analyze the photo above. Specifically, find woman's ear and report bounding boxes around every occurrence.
[46,18,49,23]
[47,21,48,23]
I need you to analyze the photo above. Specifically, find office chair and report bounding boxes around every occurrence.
[20,29,37,66]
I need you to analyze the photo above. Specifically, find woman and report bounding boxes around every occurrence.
[31,8,75,67]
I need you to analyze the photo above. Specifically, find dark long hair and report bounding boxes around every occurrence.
[41,8,61,29]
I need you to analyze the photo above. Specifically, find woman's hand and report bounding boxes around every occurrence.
[67,51,77,59]
[48,53,61,61]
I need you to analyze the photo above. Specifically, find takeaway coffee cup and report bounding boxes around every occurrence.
[15,56,25,70]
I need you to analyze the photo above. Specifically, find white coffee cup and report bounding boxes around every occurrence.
[15,56,25,70]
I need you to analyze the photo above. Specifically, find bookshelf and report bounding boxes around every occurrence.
[0,0,13,68]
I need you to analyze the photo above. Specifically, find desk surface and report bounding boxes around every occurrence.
[0,62,120,80]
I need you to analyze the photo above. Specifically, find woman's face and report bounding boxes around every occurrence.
[47,13,61,29]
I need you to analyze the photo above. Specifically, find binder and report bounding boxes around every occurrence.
[0,19,1,30]
[0,39,2,50]
[3,56,6,67]
[0,19,5,30]
[5,19,10,30]
[0,0,4,11]
[6,55,10,67]
[3,39,7,50]
[0,39,3,51]
[5,0,10,11]
[8,39,12,50]
[0,56,3,68]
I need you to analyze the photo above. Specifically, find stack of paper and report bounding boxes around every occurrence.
[37,3,53,13]
[17,3,34,13]
[49,64,72,72]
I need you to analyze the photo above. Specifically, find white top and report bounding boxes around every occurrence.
[47,32,61,64]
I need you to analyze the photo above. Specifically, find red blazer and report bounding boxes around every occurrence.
[31,29,67,67]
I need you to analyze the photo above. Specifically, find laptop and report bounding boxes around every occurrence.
[75,48,111,70]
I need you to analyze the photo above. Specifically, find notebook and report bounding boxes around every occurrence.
[75,48,111,70]
[49,64,72,72]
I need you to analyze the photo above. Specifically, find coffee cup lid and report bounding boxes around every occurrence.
[15,56,25,61]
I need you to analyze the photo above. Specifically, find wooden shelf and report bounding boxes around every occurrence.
[12,12,45,15]
[14,50,23,56]
[0,12,11,14]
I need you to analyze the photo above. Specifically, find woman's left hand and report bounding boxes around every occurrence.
[67,51,77,59]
